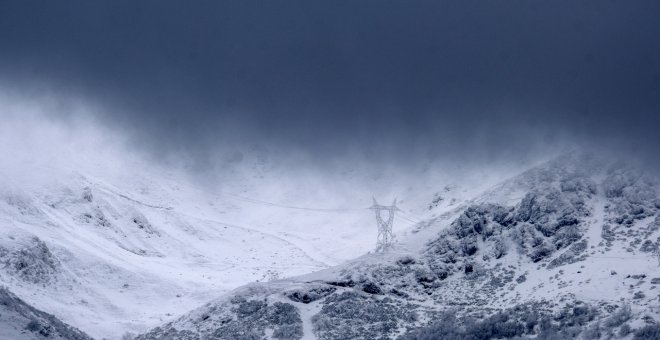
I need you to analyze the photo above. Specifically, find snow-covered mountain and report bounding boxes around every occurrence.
[0,130,492,340]
[133,154,660,340]
[0,164,359,338]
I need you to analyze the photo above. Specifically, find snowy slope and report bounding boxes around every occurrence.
[0,162,349,339]
[136,153,660,340]
[0,286,93,340]
[0,138,496,340]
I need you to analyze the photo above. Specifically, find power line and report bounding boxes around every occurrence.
[589,255,655,259]
[395,214,419,225]
[213,190,367,212]
[398,212,422,223]
[399,210,424,221]
[216,191,426,220]
[84,172,426,222]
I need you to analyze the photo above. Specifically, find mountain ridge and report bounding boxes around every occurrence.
[135,153,660,339]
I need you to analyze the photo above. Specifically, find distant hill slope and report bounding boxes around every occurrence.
[136,154,660,340]
[0,152,473,339]
[0,286,93,340]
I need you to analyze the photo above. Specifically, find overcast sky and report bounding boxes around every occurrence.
[1,1,659,172]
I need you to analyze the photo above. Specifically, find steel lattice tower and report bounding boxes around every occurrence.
[370,198,399,252]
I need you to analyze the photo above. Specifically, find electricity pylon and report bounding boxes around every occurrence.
[370,198,399,252]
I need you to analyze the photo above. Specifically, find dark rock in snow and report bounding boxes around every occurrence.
[325,280,356,288]
[361,282,382,295]
[286,286,336,304]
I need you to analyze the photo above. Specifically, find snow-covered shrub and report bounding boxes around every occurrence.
[268,302,300,325]
[25,319,48,335]
[619,323,632,337]
[312,291,416,339]
[560,176,597,195]
[459,236,479,256]
[603,304,632,328]
[268,302,303,339]
[273,324,303,340]
[427,262,451,281]
[180,297,305,340]
[639,240,657,253]
[399,312,464,340]
[555,303,598,328]
[529,242,553,263]
[547,239,588,269]
[2,237,60,284]
[582,322,603,340]
[634,324,660,340]
[412,266,434,281]
[552,224,582,249]
[401,302,600,340]
[603,167,658,226]
[137,293,304,340]
[235,299,267,318]
[492,237,508,259]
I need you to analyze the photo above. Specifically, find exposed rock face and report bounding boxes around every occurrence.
[425,183,592,280]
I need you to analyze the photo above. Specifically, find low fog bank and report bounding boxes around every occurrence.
[0,91,656,213]
[0,93,538,209]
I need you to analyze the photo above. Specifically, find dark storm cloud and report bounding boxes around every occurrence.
[0,1,659,168]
